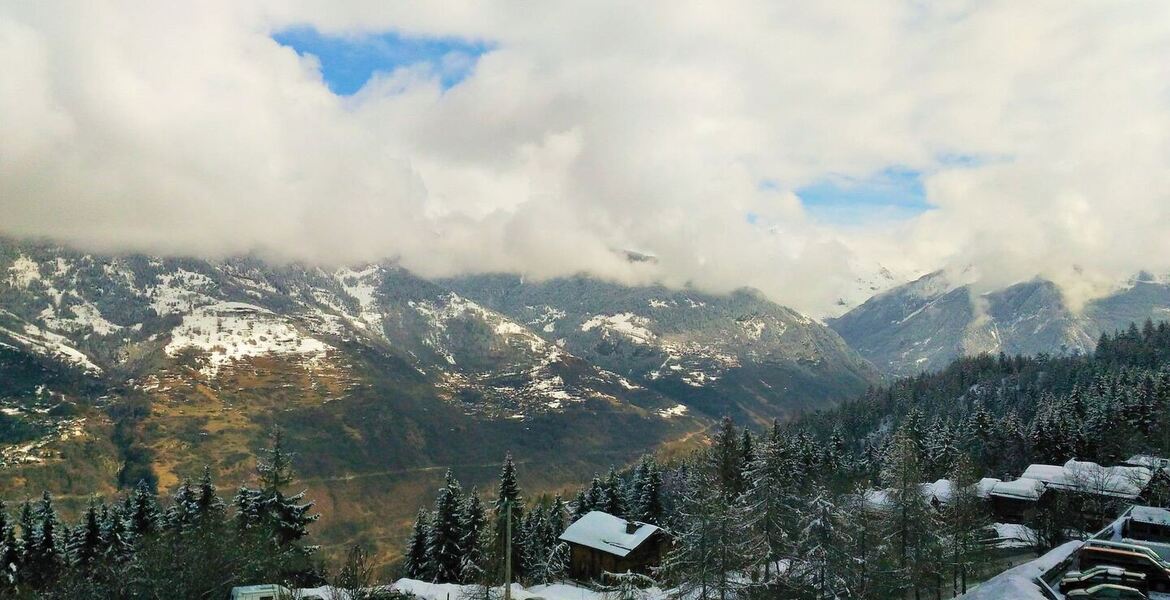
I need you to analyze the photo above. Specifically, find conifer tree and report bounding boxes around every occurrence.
[194,466,226,527]
[99,502,133,563]
[571,489,591,521]
[492,453,526,580]
[26,491,62,588]
[710,416,745,500]
[0,503,20,588]
[166,478,197,535]
[127,480,161,541]
[459,491,488,584]
[256,426,318,549]
[404,509,432,580]
[602,467,626,516]
[427,470,465,583]
[662,468,757,600]
[68,500,102,570]
[636,458,664,525]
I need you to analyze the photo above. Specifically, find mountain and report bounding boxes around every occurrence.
[0,238,875,565]
[441,274,879,422]
[829,270,1170,377]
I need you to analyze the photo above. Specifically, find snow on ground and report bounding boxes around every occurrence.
[40,301,124,336]
[392,579,668,600]
[957,540,1080,600]
[0,313,102,374]
[657,403,689,418]
[6,255,41,288]
[164,302,329,376]
[335,265,384,332]
[148,270,216,315]
[993,523,1038,549]
[581,313,657,344]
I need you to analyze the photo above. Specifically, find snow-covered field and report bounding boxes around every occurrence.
[393,578,667,600]
[164,302,330,375]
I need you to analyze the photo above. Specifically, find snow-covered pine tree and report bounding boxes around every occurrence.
[739,427,756,477]
[492,453,526,580]
[602,467,626,516]
[26,491,62,588]
[127,480,161,541]
[709,416,745,500]
[459,491,488,584]
[166,478,198,535]
[942,454,991,596]
[194,465,226,527]
[571,489,591,521]
[232,486,263,532]
[256,427,319,550]
[16,500,35,576]
[661,468,758,600]
[881,430,942,598]
[626,458,648,518]
[743,433,797,583]
[67,500,102,570]
[635,459,664,525]
[427,470,465,583]
[404,509,432,580]
[98,502,133,563]
[601,570,657,600]
[0,502,19,588]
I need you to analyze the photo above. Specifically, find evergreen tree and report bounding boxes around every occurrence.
[26,491,62,588]
[194,465,226,527]
[427,470,465,583]
[602,467,626,516]
[636,458,664,525]
[67,500,102,570]
[0,502,20,588]
[491,453,526,581]
[662,468,757,600]
[255,426,319,549]
[710,416,745,500]
[166,478,198,535]
[459,491,488,584]
[744,434,798,583]
[571,489,591,522]
[127,480,161,541]
[404,509,432,580]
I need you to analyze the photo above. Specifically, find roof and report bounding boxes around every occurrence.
[990,477,1046,501]
[1125,455,1170,471]
[1131,506,1170,527]
[559,511,660,558]
[976,478,1002,499]
[921,479,954,504]
[1019,460,1153,500]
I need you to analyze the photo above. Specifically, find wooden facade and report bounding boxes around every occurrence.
[566,529,669,582]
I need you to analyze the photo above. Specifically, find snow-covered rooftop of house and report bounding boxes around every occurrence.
[976,477,1002,499]
[1132,506,1170,527]
[956,541,1080,600]
[559,511,659,558]
[992,523,1037,549]
[921,478,954,504]
[1019,459,1153,499]
[1126,455,1170,471]
[990,477,1047,501]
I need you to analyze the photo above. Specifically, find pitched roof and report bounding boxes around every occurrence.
[990,477,1047,501]
[559,511,660,558]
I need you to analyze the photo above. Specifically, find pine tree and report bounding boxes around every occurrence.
[636,458,664,525]
[602,467,626,516]
[492,453,526,580]
[744,434,798,583]
[571,489,591,521]
[459,491,488,584]
[194,465,226,527]
[256,426,319,549]
[68,500,103,570]
[427,470,465,583]
[127,480,161,541]
[0,502,20,588]
[99,502,133,562]
[26,491,62,588]
[232,486,263,532]
[404,509,432,580]
[166,478,198,535]
[739,427,756,476]
[710,416,745,500]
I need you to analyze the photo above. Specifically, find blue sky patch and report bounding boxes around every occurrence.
[273,27,491,95]
[792,167,932,225]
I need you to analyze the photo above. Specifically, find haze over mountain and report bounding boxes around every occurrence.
[4,2,1170,318]
[830,269,1170,377]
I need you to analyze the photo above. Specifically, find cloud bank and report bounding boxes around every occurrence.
[2,1,1169,316]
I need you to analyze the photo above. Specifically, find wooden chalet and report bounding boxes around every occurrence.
[558,511,670,582]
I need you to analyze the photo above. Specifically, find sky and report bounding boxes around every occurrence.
[1,1,1169,317]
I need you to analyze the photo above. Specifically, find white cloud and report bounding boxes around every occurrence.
[1,1,1169,317]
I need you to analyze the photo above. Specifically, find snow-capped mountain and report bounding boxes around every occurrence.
[0,237,876,559]
[829,270,1170,377]
[442,274,878,418]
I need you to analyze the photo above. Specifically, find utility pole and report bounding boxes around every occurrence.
[505,499,512,600]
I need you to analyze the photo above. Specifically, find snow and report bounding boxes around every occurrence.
[990,477,1047,501]
[392,580,645,600]
[40,302,123,336]
[581,313,656,344]
[992,523,1038,549]
[335,266,384,331]
[976,477,1002,499]
[559,511,660,558]
[148,270,216,315]
[164,302,330,376]
[1021,460,1153,499]
[648,299,673,309]
[1131,506,1170,527]
[7,256,41,288]
[0,312,102,374]
[957,541,1080,600]
[657,404,689,419]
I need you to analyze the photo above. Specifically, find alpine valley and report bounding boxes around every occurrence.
[0,238,876,565]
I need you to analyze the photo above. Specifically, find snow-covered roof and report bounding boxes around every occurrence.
[559,511,660,558]
[992,523,1037,549]
[955,541,1080,600]
[1018,460,1153,500]
[976,478,1002,499]
[990,478,1047,501]
[1125,455,1170,471]
[1131,506,1170,528]
[921,479,954,505]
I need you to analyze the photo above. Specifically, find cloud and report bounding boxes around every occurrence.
[1,1,1169,317]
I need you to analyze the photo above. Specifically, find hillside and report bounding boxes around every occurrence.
[0,238,875,565]
[828,270,1170,377]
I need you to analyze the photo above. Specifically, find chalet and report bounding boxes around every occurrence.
[988,477,1047,523]
[1124,506,1170,543]
[559,511,669,582]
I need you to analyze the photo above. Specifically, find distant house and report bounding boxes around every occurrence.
[988,477,1047,523]
[559,511,669,582]
[1124,506,1170,542]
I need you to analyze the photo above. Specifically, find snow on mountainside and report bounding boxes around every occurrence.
[830,269,1170,377]
[440,274,879,420]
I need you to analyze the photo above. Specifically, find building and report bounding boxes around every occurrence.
[1124,506,1170,543]
[988,477,1047,523]
[230,585,293,600]
[558,511,669,582]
